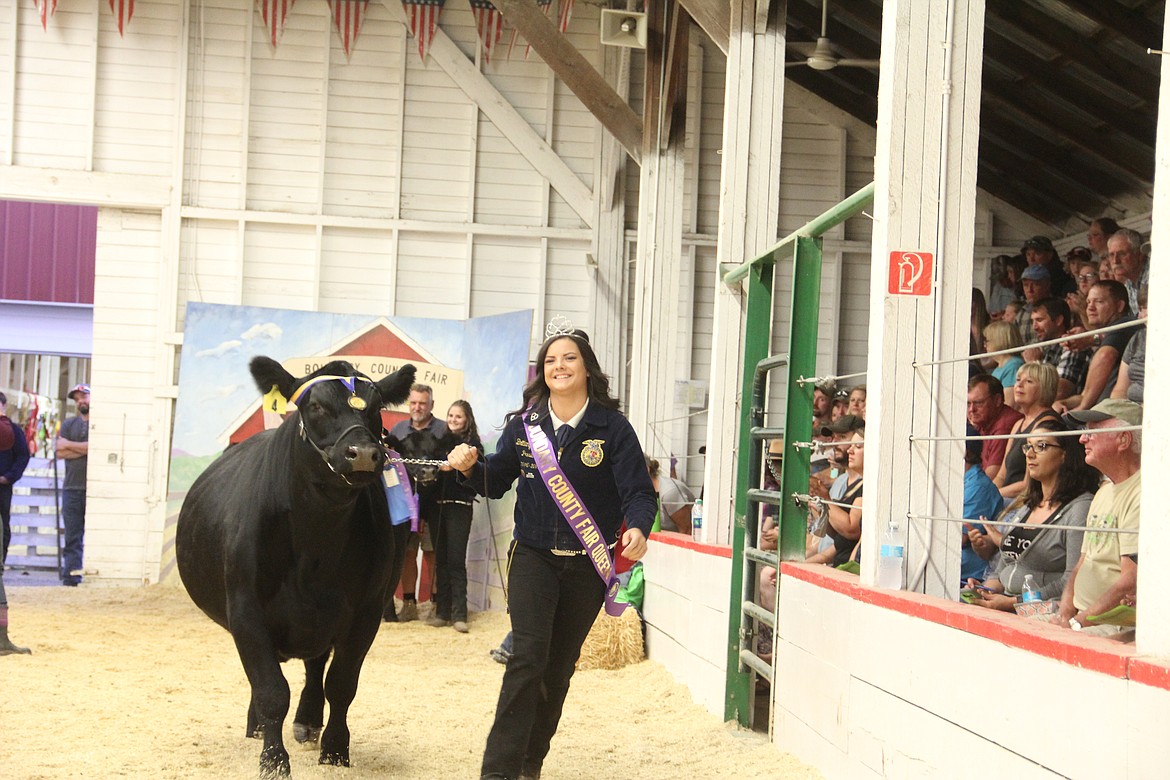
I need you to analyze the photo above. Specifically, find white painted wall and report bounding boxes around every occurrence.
[772,570,1170,780]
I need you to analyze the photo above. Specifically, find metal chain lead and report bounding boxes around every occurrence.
[385,456,450,466]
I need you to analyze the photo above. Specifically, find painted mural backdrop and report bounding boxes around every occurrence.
[161,302,532,586]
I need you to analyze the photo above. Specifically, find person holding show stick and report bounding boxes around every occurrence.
[448,321,657,780]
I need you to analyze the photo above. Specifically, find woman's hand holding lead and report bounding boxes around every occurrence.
[620,527,648,562]
[447,443,479,475]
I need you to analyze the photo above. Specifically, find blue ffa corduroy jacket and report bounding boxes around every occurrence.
[0,418,30,485]
[462,401,657,551]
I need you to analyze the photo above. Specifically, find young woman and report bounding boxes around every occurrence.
[968,421,1098,611]
[426,400,484,633]
[994,362,1061,500]
[448,328,656,780]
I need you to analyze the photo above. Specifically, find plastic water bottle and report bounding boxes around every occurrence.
[1021,574,1041,603]
[691,498,704,541]
[877,519,904,589]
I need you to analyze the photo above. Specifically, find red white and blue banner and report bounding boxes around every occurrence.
[403,0,446,63]
[327,0,369,58]
[33,0,57,31]
[108,0,134,36]
[258,0,297,48]
[469,0,504,64]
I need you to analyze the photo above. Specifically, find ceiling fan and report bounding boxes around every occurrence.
[786,0,880,72]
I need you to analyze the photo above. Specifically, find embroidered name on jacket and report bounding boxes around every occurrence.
[580,440,604,467]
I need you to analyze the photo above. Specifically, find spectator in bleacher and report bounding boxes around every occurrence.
[1066,259,1098,328]
[1059,399,1142,634]
[969,419,1097,611]
[831,388,849,422]
[1023,235,1076,297]
[982,321,1024,400]
[987,254,1022,319]
[1113,284,1148,404]
[1057,280,1135,413]
[1106,228,1148,316]
[1063,246,1093,278]
[1017,264,1052,342]
[847,385,866,420]
[813,379,836,435]
[807,415,864,559]
[994,362,1061,501]
[1087,217,1120,268]
[971,288,992,375]
[808,428,864,568]
[967,374,1022,482]
[645,456,694,535]
[0,392,31,565]
[1023,298,1089,400]
[961,427,1003,586]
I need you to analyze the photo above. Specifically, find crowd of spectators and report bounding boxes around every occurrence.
[963,221,1147,637]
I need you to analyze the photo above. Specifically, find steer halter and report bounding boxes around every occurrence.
[298,419,378,485]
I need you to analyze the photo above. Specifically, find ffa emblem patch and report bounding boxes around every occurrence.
[530,412,539,421]
[580,440,604,467]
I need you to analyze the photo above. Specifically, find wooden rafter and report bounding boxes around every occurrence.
[492,0,643,165]
[678,0,729,54]
[659,2,690,150]
[1060,0,1163,51]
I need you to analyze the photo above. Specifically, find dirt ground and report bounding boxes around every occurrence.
[0,582,820,780]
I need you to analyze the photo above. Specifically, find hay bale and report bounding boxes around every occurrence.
[576,607,644,671]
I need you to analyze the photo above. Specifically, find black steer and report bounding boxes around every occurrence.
[177,357,415,778]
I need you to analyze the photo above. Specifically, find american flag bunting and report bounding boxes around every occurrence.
[328,0,369,58]
[108,0,134,37]
[403,0,446,63]
[258,0,297,49]
[508,0,551,61]
[469,0,504,64]
[33,0,57,31]
[556,0,573,33]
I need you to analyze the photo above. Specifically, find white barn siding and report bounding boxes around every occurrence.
[178,220,244,320]
[319,228,395,314]
[395,233,468,319]
[89,208,169,581]
[93,3,180,176]
[470,238,544,317]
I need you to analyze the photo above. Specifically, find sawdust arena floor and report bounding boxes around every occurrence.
[1,582,821,779]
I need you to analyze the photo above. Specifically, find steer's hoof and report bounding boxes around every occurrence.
[293,722,322,744]
[259,747,291,778]
[319,750,350,767]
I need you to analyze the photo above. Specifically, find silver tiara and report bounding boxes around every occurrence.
[544,315,575,340]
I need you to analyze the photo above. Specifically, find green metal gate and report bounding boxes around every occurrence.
[722,183,875,728]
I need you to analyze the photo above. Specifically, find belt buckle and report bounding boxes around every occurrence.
[550,548,579,557]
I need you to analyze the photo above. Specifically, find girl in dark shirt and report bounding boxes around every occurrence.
[426,400,484,633]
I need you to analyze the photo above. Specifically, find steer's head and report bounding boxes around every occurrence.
[250,356,416,486]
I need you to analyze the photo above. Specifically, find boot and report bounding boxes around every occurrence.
[0,625,31,656]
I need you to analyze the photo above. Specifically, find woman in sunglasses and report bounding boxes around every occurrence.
[967,420,1100,611]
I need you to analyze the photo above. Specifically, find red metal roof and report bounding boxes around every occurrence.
[0,200,97,304]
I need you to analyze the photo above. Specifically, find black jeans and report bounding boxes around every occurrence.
[0,482,12,563]
[432,501,472,622]
[480,544,605,779]
[61,490,86,583]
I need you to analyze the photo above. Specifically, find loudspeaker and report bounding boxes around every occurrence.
[599,9,647,49]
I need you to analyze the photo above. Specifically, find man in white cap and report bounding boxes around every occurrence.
[1058,399,1141,634]
[56,384,90,586]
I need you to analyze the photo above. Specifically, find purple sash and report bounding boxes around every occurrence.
[523,420,626,617]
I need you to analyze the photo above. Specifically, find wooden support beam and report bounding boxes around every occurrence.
[492,0,643,165]
[678,0,729,54]
[660,2,691,149]
[379,0,595,226]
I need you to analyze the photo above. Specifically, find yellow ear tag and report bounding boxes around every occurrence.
[348,396,367,410]
[263,385,288,415]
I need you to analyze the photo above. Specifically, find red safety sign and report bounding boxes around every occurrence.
[888,251,933,296]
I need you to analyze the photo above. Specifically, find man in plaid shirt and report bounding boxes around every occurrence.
[1024,298,1089,400]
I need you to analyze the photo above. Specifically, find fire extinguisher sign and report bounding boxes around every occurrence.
[888,251,934,296]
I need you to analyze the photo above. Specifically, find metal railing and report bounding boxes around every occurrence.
[722,182,875,728]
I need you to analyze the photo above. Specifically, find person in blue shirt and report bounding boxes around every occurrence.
[962,426,1004,586]
[448,327,656,780]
